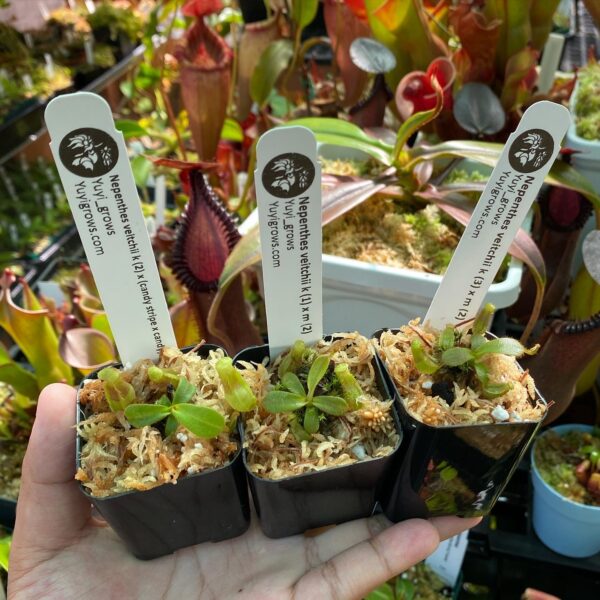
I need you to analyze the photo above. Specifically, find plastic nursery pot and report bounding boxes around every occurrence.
[234,340,402,539]
[373,329,546,521]
[76,344,250,560]
[0,498,15,530]
[531,424,600,558]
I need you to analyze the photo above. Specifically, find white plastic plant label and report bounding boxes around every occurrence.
[45,92,176,364]
[426,101,571,329]
[425,531,468,588]
[255,126,323,358]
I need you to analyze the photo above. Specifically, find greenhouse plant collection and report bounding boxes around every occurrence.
[1,0,600,598]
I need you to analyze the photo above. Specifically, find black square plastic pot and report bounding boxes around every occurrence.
[234,341,402,538]
[76,344,250,560]
[373,328,546,521]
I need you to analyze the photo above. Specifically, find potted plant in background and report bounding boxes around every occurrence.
[531,424,600,557]
[233,332,401,538]
[565,55,600,194]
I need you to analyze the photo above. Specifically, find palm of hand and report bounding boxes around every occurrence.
[8,384,478,600]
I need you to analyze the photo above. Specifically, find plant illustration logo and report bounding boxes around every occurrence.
[508,128,554,174]
[262,152,315,199]
[58,127,119,177]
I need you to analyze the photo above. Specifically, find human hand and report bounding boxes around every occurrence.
[8,384,479,600]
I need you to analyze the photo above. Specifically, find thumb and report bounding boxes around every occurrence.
[11,384,91,563]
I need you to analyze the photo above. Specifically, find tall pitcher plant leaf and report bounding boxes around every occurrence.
[482,0,533,78]
[169,168,261,354]
[58,326,116,373]
[0,351,40,399]
[0,271,73,386]
[236,11,282,120]
[250,39,294,109]
[530,0,561,50]
[449,1,501,84]
[284,117,393,164]
[176,18,232,159]
[292,0,319,29]
[170,299,201,348]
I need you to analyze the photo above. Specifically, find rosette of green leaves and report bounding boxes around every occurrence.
[410,304,538,398]
[123,376,225,439]
[263,355,352,436]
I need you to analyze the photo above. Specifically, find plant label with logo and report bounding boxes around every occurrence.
[255,126,322,358]
[425,101,571,329]
[45,92,176,365]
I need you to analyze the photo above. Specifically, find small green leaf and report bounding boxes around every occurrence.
[250,39,294,108]
[131,154,152,189]
[312,395,349,416]
[470,334,486,350]
[411,339,440,375]
[441,347,474,367]
[156,395,171,407]
[281,372,305,396]
[289,416,311,442]
[278,340,306,378]
[307,355,330,399]
[216,357,257,412]
[120,80,134,98]
[148,366,180,386]
[221,117,244,143]
[474,361,489,384]
[473,337,527,358]
[99,367,136,412]
[173,377,196,404]
[473,303,495,336]
[396,578,415,600]
[440,465,458,481]
[304,405,320,434]
[365,582,394,600]
[334,363,362,409]
[125,403,171,427]
[0,362,39,399]
[263,391,307,413]
[115,119,149,139]
[165,413,178,437]
[0,535,10,572]
[439,325,455,351]
[172,404,225,439]
[292,0,318,29]
[98,366,119,384]
[481,381,512,398]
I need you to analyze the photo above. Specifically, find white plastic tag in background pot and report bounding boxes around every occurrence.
[255,126,323,358]
[45,92,176,365]
[425,531,468,588]
[425,101,571,330]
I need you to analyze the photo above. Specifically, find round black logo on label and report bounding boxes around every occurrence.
[58,128,119,177]
[262,152,315,199]
[508,128,554,173]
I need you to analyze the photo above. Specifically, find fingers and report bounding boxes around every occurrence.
[429,516,481,542]
[310,513,480,568]
[295,519,440,600]
[12,384,91,562]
